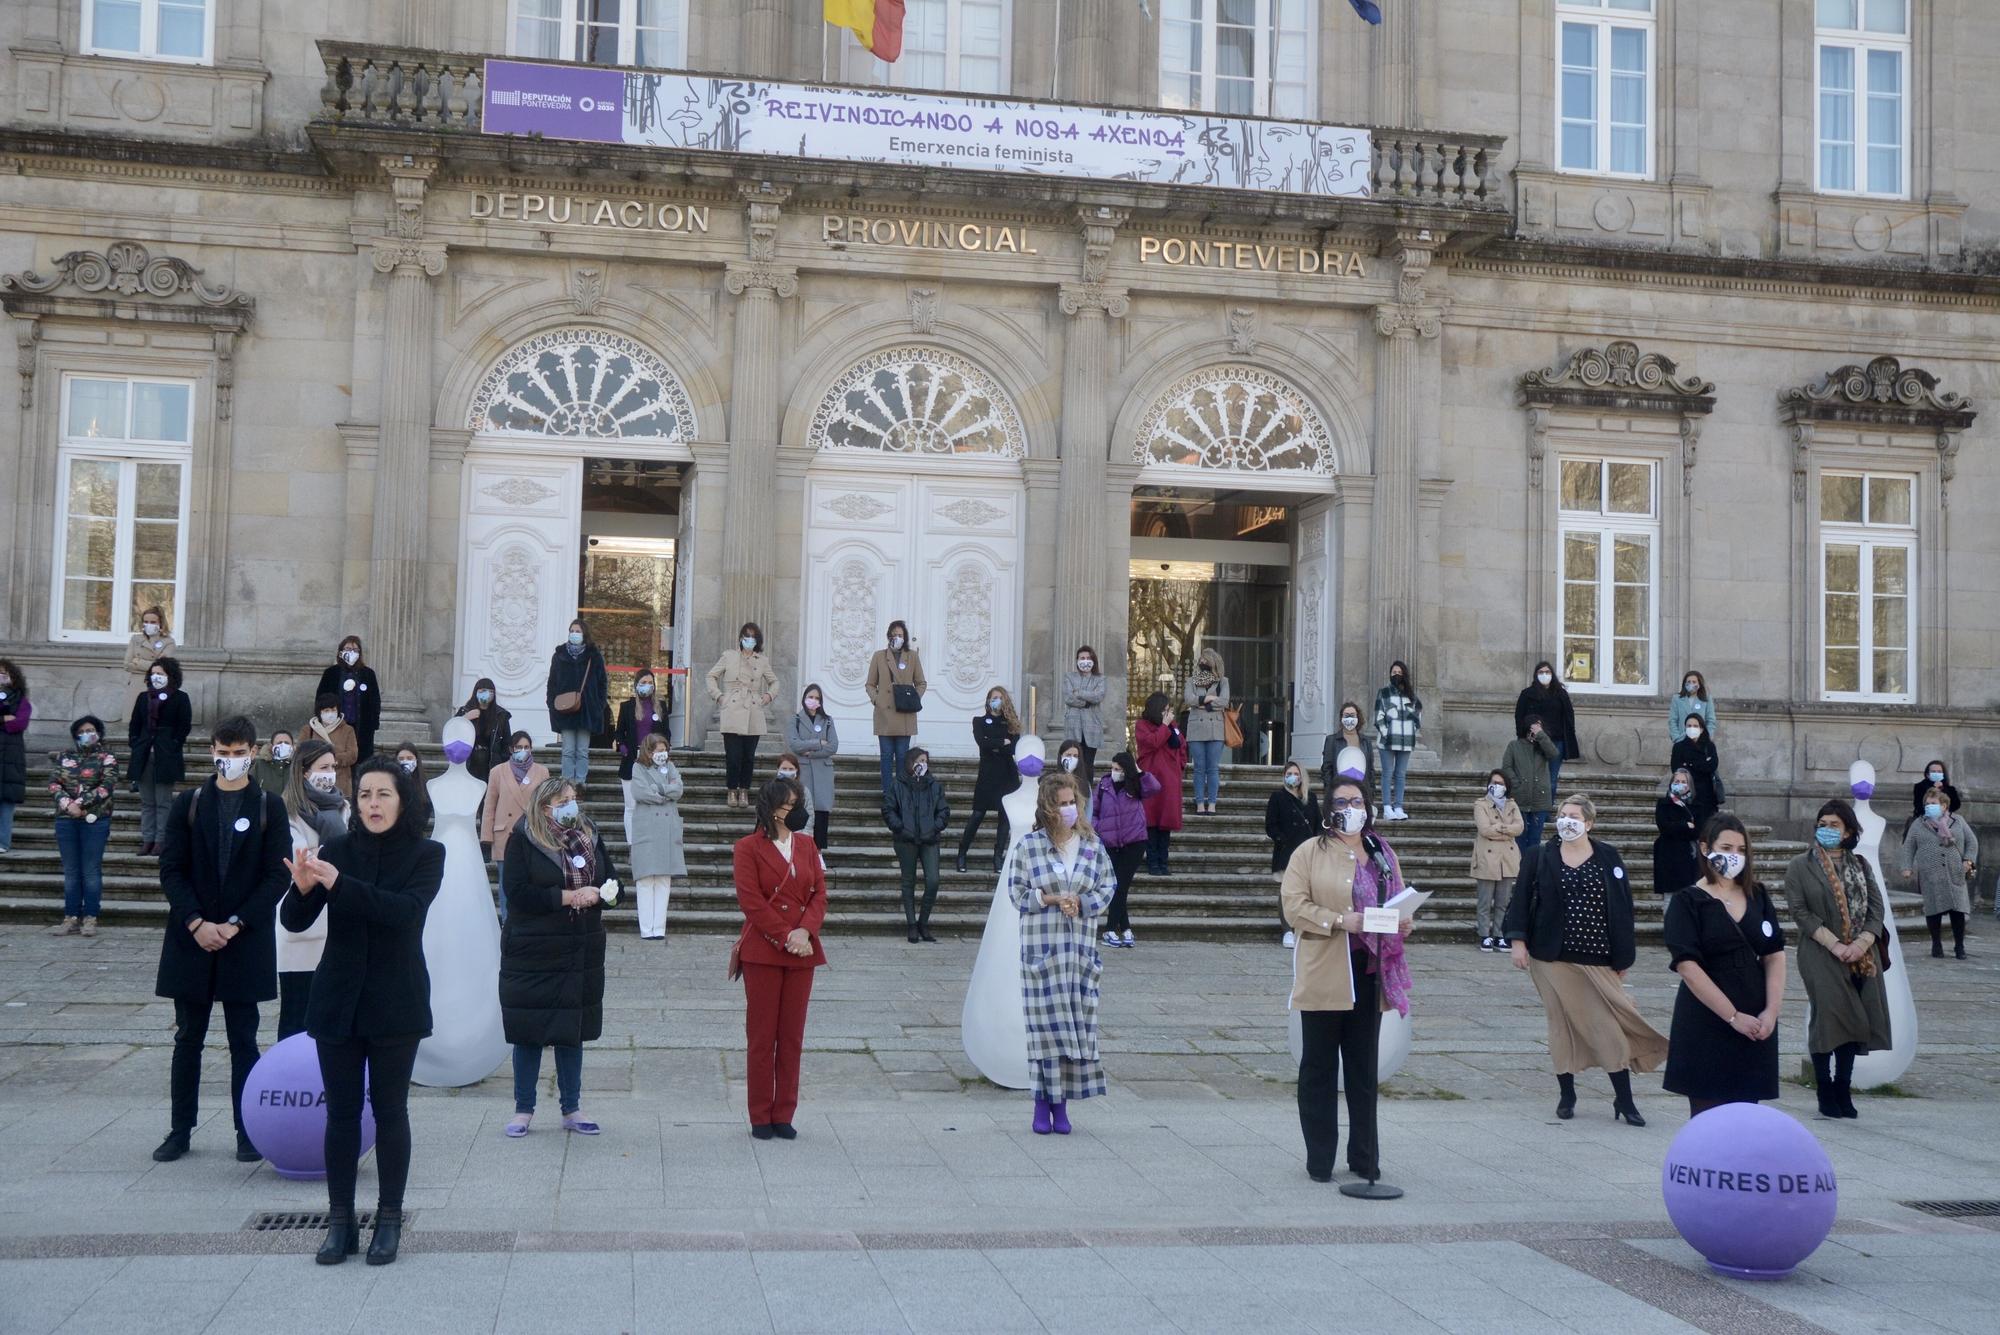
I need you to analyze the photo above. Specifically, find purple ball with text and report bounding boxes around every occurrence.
[241,1033,375,1180]
[1661,1104,1837,1279]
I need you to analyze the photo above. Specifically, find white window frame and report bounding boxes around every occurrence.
[1813,0,1910,199]
[842,0,1013,95]
[506,0,690,70]
[81,0,216,66]
[1818,469,1917,703]
[1555,455,1659,695]
[49,373,196,645]
[1158,0,1319,120]
[1554,0,1655,180]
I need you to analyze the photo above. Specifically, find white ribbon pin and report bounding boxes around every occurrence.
[234,817,251,833]
[570,854,587,869]
[342,678,356,692]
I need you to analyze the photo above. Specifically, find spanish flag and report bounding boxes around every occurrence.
[826,0,906,63]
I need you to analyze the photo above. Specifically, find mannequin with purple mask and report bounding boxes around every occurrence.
[411,717,508,1087]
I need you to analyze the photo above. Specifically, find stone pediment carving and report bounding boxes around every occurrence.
[1778,356,1976,432]
[1,241,251,312]
[1516,340,1713,415]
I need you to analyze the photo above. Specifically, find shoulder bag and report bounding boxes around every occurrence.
[1221,706,1244,750]
[892,683,922,713]
[552,690,582,713]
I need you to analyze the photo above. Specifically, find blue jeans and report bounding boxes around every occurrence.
[513,1043,582,1116]
[877,735,910,795]
[1379,747,1411,809]
[559,728,591,783]
[56,817,111,917]
[0,800,14,850]
[1189,740,1225,806]
[1518,810,1548,855]
[1548,758,1565,802]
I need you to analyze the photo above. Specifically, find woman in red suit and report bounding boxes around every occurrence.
[1135,691,1187,876]
[732,775,827,1141]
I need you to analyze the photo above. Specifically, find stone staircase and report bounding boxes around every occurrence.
[7,742,1922,941]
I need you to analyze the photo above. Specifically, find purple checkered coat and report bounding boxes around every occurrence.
[1007,828,1115,1071]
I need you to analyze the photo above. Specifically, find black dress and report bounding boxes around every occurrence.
[1651,796,1701,895]
[1668,734,1720,825]
[969,714,1019,808]
[1662,884,1785,1102]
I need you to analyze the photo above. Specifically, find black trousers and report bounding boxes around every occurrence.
[957,806,1009,867]
[895,838,942,927]
[1105,843,1145,933]
[1146,828,1172,872]
[723,732,759,789]
[1927,911,1967,950]
[812,810,830,850]
[317,1035,420,1213]
[1296,961,1382,1179]
[1076,745,1097,789]
[277,971,313,1041]
[170,996,261,1136]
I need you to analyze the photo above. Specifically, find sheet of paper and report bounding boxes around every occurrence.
[1362,907,1401,934]
[1383,886,1431,914]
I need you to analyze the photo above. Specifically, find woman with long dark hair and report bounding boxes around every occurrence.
[1670,669,1715,747]
[1372,661,1421,820]
[283,755,443,1266]
[708,620,779,808]
[784,683,840,849]
[957,684,1022,874]
[547,618,609,786]
[1786,800,1892,1119]
[315,635,382,764]
[865,620,926,799]
[1514,660,1580,802]
[277,739,347,1039]
[733,775,828,1139]
[1135,692,1186,875]
[1092,749,1158,949]
[614,666,672,817]
[127,655,191,856]
[453,677,512,783]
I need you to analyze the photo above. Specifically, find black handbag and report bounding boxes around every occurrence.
[892,683,922,714]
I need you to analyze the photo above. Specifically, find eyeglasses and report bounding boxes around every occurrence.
[1328,797,1367,810]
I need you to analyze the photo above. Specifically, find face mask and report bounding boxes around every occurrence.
[1487,784,1506,802]
[1685,725,1703,740]
[1058,802,1079,828]
[1927,770,1943,783]
[320,712,340,728]
[1536,672,1553,686]
[340,649,359,665]
[890,635,905,650]
[1555,816,1586,842]
[1337,807,1368,835]
[988,697,1003,712]
[741,636,757,651]
[552,800,579,825]
[76,732,100,749]
[805,697,821,711]
[399,758,419,774]
[1925,803,1944,821]
[271,742,292,761]
[150,674,168,689]
[636,682,653,697]
[308,770,338,792]
[442,739,473,764]
[1284,773,1301,788]
[1110,768,1125,783]
[143,624,161,637]
[569,632,584,647]
[214,755,252,781]
[652,754,671,769]
[912,762,928,778]
[513,748,531,764]
[1390,671,1405,684]
[1061,756,1078,772]
[784,805,810,832]
[477,690,493,705]
[778,769,798,782]
[1077,658,1093,672]
[1684,681,1699,694]
[1814,826,1843,849]
[1341,715,1358,729]
[1670,782,1689,797]
[1707,850,1746,880]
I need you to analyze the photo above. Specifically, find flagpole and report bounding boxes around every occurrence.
[1052,0,1062,98]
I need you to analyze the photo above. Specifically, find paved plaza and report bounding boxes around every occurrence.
[0,921,1996,1334]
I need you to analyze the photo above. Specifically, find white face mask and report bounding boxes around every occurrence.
[399,758,419,774]
[1536,671,1553,686]
[890,635,905,650]
[911,761,928,778]
[307,770,339,792]
[1685,725,1703,741]
[1684,681,1699,694]
[1556,816,1586,842]
[1487,784,1506,802]
[1283,772,1301,787]
[76,732,100,748]
[1076,658,1093,673]
[636,681,653,697]
[778,769,798,782]
[1109,768,1125,783]
[341,649,359,665]
[143,623,161,637]
[1337,807,1368,835]
[1927,771,1944,783]
[741,636,757,651]
[214,755,252,781]
[651,754,671,769]
[1061,756,1078,772]
[320,712,340,728]
[477,690,493,704]
[988,697,1004,712]
[1708,849,1746,881]
[1341,715,1358,730]
[272,742,293,761]
[150,674,168,689]
[512,748,531,764]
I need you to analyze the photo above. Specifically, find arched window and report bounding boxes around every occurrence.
[468,329,696,442]
[810,346,1026,459]
[1134,365,1335,476]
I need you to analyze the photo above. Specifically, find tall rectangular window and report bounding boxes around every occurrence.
[1556,1,1654,178]
[84,0,212,63]
[842,0,1009,95]
[52,375,194,642]
[511,0,687,69]
[1160,0,1316,119]
[1557,457,1658,691]
[1820,470,1915,700]
[1816,0,1908,197]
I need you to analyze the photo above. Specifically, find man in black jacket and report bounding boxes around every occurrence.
[153,716,291,1163]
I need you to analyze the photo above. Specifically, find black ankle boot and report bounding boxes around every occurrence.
[954,851,968,874]
[1555,1074,1576,1120]
[316,1208,359,1265]
[366,1207,403,1266]
[1609,1071,1645,1127]
[1812,1054,1839,1118]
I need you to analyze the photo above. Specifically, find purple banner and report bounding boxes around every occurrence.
[482,59,624,143]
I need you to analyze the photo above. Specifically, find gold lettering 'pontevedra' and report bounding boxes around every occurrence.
[1137,235,1366,277]
[468,192,712,234]
[822,215,1039,254]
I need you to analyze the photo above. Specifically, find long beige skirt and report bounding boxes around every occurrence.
[1527,959,1668,1075]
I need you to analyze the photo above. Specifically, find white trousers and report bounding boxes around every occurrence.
[637,875,672,938]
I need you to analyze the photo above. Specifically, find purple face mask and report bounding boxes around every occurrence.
[1850,781,1875,801]
[442,740,474,765]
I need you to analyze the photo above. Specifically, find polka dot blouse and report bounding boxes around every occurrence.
[1559,859,1614,965]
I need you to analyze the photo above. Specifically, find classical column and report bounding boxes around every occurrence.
[1366,236,1441,691]
[719,183,796,637]
[1052,208,1128,675]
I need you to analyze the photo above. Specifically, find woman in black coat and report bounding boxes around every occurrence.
[281,756,442,1267]
[955,686,1021,874]
[0,658,28,853]
[1668,717,1720,827]
[499,775,612,1137]
[129,655,193,856]
[1265,759,1322,874]
[1513,661,1581,796]
[614,668,672,786]
[316,635,381,763]
[1908,760,1963,829]
[546,618,609,787]
[1651,767,1702,896]
[452,677,512,784]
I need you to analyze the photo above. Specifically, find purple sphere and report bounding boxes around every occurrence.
[241,1032,374,1181]
[1017,753,1045,779]
[1662,1104,1837,1279]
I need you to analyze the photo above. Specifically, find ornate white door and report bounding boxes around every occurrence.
[801,465,1022,758]
[456,451,583,743]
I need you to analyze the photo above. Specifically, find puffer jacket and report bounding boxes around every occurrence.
[1091,772,1158,849]
[498,823,612,1048]
[882,771,951,844]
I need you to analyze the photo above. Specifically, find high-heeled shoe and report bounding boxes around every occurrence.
[315,1208,359,1265]
[1611,1101,1646,1127]
[365,1207,403,1266]
[1556,1091,1576,1120]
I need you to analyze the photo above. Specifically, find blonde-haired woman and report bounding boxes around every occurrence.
[277,739,347,1039]
[123,605,176,699]
[498,777,613,1137]
[625,734,685,942]
[957,684,1022,874]
[1007,772,1116,1135]
[1184,647,1230,814]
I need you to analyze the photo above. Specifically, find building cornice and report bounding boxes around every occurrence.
[1461,239,2000,306]
[0,128,333,194]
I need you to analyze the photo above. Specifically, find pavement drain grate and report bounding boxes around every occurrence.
[245,1209,410,1232]
[1900,1200,2000,1218]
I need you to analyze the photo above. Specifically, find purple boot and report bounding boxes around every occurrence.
[1050,1102,1071,1135]
[1032,1097,1053,1135]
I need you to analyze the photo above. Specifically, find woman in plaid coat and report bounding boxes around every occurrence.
[1007,772,1116,1135]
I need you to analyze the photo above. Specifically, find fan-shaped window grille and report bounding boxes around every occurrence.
[811,347,1025,458]
[1134,366,1335,475]
[469,329,696,441]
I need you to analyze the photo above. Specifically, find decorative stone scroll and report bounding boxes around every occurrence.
[811,346,1026,458]
[469,328,696,441]
[1133,365,1336,476]
[1517,340,1716,497]
[1780,356,1977,506]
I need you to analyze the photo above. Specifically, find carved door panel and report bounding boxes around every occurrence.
[457,452,583,743]
[1291,501,1337,770]
[801,473,909,755]
[913,479,1022,747]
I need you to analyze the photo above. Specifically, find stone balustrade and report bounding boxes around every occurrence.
[1370,131,1508,208]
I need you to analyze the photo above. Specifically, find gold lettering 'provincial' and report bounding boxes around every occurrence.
[468,191,712,234]
[821,214,1039,255]
[1137,234,1366,277]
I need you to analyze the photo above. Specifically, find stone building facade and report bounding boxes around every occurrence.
[2,0,1996,822]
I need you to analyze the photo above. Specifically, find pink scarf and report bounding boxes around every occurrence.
[1351,840,1413,1017]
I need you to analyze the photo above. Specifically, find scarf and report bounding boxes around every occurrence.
[146,689,165,730]
[1348,842,1413,1018]
[1193,662,1219,687]
[1815,848,1878,979]
[565,642,586,660]
[301,783,349,845]
[1925,813,1956,847]
[556,824,596,891]
[309,716,341,745]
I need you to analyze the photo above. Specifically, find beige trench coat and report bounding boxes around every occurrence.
[1470,797,1525,879]
[1281,837,1394,1014]
[706,649,778,736]
[865,647,927,737]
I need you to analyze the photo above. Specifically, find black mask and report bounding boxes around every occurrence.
[784,804,810,832]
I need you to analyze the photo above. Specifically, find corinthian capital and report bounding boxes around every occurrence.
[1076,205,1130,285]
[1059,282,1129,318]
[1373,303,1442,340]
[739,181,793,264]
[725,261,798,299]
[370,239,447,277]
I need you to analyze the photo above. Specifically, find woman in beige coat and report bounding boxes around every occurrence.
[123,605,177,702]
[480,730,550,924]
[707,621,779,808]
[1471,768,1524,951]
[865,619,927,798]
